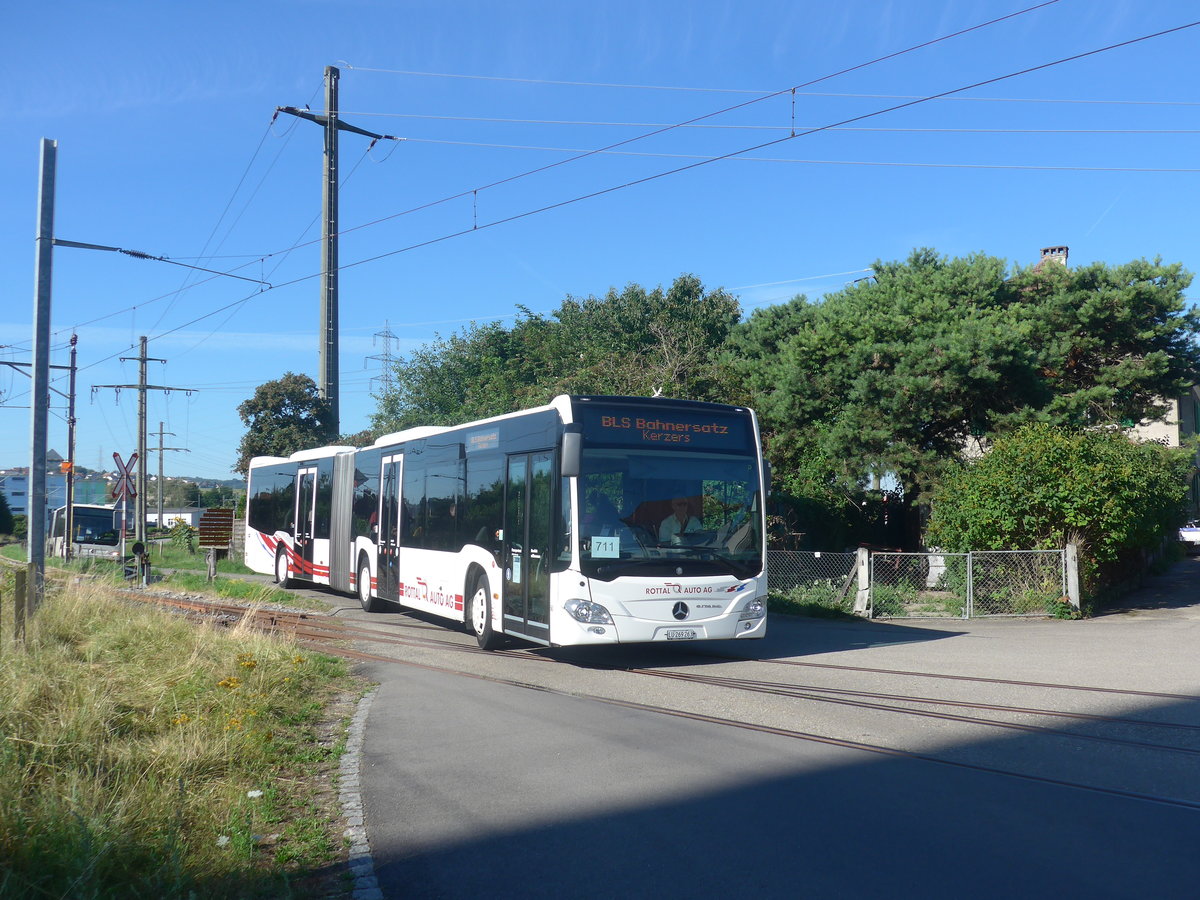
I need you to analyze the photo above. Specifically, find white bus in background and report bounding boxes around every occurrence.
[245,395,768,649]
[49,503,122,560]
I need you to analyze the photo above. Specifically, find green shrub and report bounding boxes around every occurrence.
[768,581,856,618]
[927,424,1194,595]
[868,584,915,617]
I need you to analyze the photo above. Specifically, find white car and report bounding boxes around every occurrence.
[1180,523,1200,555]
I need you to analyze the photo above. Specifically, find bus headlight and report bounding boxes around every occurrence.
[739,598,766,620]
[565,598,614,625]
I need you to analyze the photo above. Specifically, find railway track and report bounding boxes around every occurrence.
[111,586,1200,810]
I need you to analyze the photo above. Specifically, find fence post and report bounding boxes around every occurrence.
[1065,544,1080,609]
[14,566,27,646]
[853,548,871,615]
[966,552,973,618]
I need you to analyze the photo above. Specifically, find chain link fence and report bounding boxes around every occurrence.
[767,550,857,606]
[769,549,1069,619]
[969,550,1067,616]
[869,552,969,618]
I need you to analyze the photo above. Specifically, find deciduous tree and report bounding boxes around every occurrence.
[926,424,1195,591]
[729,249,1200,545]
[371,275,741,433]
[234,373,336,475]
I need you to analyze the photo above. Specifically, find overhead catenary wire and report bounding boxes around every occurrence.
[112,16,1200,351]
[13,9,1192,432]
[169,140,386,361]
[8,1,1096,365]
[342,110,1200,134]
[147,79,324,334]
[308,1,1071,254]
[338,82,1200,107]
[397,137,1200,173]
[316,18,1200,275]
[20,112,363,353]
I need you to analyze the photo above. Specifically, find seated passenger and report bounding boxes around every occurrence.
[659,498,701,543]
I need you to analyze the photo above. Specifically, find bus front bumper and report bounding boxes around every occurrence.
[551,607,767,646]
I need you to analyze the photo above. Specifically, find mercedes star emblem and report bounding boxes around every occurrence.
[672,601,689,620]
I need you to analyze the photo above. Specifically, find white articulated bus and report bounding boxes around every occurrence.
[245,395,768,649]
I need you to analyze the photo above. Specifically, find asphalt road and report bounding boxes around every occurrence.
[295,558,1200,898]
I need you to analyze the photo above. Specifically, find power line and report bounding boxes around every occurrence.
[228,1,1068,272]
[339,87,1200,107]
[17,121,377,354]
[123,16,1200,348]
[147,79,325,333]
[398,137,1200,173]
[338,5,1072,95]
[27,1,1078,362]
[342,111,1200,133]
[732,270,874,290]
[339,63,772,94]
[325,18,1200,275]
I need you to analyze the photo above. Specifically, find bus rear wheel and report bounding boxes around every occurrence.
[358,558,382,612]
[275,549,291,589]
[468,575,502,650]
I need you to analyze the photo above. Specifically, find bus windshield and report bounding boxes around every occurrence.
[577,447,763,580]
[70,508,120,546]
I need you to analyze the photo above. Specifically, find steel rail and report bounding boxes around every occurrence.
[114,587,1200,761]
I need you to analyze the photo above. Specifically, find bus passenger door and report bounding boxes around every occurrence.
[377,455,402,601]
[502,451,552,640]
[294,466,317,580]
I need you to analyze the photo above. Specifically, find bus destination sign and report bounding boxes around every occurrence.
[580,405,750,451]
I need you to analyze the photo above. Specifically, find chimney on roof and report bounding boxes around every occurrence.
[1039,245,1069,267]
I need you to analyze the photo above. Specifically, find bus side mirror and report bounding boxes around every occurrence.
[763,461,772,498]
[560,425,582,478]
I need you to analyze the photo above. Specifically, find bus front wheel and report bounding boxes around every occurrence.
[275,549,291,589]
[468,575,502,650]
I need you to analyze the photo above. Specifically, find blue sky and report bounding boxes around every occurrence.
[2,0,1198,479]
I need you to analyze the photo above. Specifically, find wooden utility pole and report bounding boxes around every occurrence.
[276,67,397,435]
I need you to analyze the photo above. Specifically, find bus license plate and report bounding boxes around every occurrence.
[664,628,697,641]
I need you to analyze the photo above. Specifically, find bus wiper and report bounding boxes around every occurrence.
[702,551,757,579]
[594,558,666,576]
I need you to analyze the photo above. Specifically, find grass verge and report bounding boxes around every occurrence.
[149,541,256,575]
[768,583,860,619]
[154,571,329,611]
[0,566,358,898]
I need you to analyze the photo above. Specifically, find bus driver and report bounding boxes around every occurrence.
[659,497,701,543]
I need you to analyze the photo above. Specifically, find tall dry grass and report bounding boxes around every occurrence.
[0,570,350,898]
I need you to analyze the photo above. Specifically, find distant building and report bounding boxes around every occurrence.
[1130,386,1200,520]
[0,450,69,533]
[147,508,205,528]
[1034,245,1069,270]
